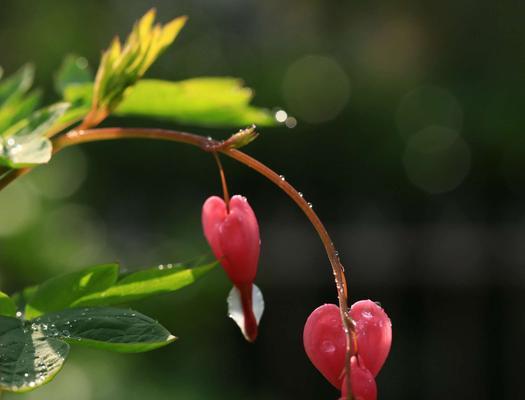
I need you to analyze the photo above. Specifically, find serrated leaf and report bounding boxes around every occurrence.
[92,10,186,115]
[0,64,34,107]
[34,307,175,353]
[0,291,17,317]
[73,262,216,307]
[0,316,69,393]
[54,54,93,95]
[0,103,69,168]
[25,264,119,320]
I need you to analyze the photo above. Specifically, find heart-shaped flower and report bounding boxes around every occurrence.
[202,195,263,342]
[303,301,391,396]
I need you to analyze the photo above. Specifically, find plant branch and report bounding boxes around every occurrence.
[0,127,355,399]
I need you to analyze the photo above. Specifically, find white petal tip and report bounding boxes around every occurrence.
[227,284,264,341]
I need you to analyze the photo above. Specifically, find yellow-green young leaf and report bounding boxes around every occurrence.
[0,103,69,168]
[25,263,119,319]
[0,291,17,317]
[115,78,276,127]
[33,307,176,353]
[92,9,187,114]
[72,262,217,307]
[0,317,69,393]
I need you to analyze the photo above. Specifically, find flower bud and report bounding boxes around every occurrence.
[202,195,260,285]
[202,195,263,342]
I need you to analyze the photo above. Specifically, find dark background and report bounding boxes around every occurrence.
[1,1,524,399]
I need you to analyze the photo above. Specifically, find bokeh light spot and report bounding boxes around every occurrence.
[27,147,88,199]
[283,55,350,123]
[275,109,288,123]
[397,86,463,139]
[403,127,470,193]
[0,182,40,236]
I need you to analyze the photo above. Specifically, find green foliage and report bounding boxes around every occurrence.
[0,316,69,393]
[63,78,275,127]
[0,308,175,392]
[0,65,41,135]
[23,261,216,318]
[116,78,275,127]
[92,9,187,116]
[3,258,213,392]
[24,263,119,319]
[0,103,69,168]
[33,307,176,353]
[0,64,34,107]
[73,261,217,307]
[0,291,17,317]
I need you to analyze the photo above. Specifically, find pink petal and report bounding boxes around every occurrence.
[340,356,377,400]
[218,195,260,285]
[201,195,260,285]
[202,196,228,262]
[350,300,392,377]
[303,304,349,389]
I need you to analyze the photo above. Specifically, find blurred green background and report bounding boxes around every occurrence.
[1,0,524,399]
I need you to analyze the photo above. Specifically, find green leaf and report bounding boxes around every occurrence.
[0,291,17,317]
[25,263,119,319]
[0,64,34,107]
[34,307,176,353]
[63,82,93,105]
[72,261,216,307]
[115,78,276,127]
[0,90,42,135]
[92,9,186,114]
[0,103,69,168]
[0,316,69,393]
[54,54,93,95]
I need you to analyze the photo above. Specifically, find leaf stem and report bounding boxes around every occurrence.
[0,127,355,399]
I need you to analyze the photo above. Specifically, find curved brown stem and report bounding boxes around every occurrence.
[0,127,354,398]
[212,152,231,210]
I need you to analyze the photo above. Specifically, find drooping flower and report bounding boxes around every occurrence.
[202,195,264,342]
[303,301,391,398]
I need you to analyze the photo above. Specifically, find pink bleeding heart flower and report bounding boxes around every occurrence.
[202,195,263,342]
[303,301,391,396]
[303,303,350,388]
[340,356,377,400]
[349,300,392,377]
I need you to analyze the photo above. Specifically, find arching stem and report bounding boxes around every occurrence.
[212,152,231,210]
[0,127,355,399]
